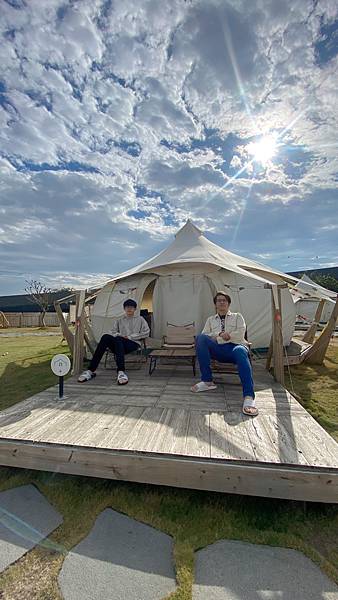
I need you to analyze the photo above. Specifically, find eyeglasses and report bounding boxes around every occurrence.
[216,299,228,303]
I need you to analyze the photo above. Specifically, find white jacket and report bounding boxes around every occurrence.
[110,315,150,346]
[202,312,248,346]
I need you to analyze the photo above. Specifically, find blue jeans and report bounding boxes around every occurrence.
[196,334,255,398]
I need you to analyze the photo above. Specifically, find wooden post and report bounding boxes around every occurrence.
[83,312,96,357]
[55,302,74,355]
[72,290,86,375]
[302,299,325,344]
[303,295,338,365]
[269,285,285,385]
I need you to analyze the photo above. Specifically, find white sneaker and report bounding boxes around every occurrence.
[117,371,128,385]
[78,370,96,383]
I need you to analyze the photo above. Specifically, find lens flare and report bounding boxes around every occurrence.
[247,134,277,165]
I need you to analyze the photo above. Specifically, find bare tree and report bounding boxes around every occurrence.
[24,280,55,327]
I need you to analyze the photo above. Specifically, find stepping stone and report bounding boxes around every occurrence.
[193,540,338,599]
[0,484,63,572]
[59,509,176,600]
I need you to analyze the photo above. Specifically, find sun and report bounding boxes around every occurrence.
[247,134,277,165]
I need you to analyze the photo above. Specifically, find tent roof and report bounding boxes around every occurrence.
[291,274,336,303]
[103,220,298,287]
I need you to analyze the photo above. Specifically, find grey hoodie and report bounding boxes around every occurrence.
[110,315,150,346]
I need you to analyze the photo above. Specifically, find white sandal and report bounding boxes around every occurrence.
[78,370,96,383]
[191,381,217,393]
[242,396,258,416]
[117,371,128,385]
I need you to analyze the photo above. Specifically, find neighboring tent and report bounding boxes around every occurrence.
[291,274,336,323]
[91,220,298,349]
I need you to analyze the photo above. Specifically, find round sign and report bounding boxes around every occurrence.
[51,354,71,377]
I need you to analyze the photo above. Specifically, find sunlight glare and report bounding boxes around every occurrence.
[247,134,277,165]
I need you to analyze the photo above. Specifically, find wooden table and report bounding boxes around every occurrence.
[149,348,196,375]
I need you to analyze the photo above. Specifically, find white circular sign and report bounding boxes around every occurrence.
[51,354,71,377]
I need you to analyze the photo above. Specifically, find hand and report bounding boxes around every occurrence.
[219,332,231,341]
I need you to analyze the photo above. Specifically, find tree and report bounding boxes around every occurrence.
[24,280,56,327]
[309,273,338,294]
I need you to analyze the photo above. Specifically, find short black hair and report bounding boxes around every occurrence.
[123,298,137,309]
[213,291,231,305]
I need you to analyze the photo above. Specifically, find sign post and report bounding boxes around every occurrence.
[51,354,71,399]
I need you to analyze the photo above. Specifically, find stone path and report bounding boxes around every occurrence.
[59,508,176,600]
[1,485,337,599]
[0,484,63,572]
[193,539,338,599]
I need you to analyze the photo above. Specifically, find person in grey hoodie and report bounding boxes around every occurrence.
[78,299,149,385]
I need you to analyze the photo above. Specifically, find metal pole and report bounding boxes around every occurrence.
[59,375,64,399]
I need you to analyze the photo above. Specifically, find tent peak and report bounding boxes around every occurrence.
[175,219,202,238]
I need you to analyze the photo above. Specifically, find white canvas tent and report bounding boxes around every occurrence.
[291,274,336,323]
[91,220,298,349]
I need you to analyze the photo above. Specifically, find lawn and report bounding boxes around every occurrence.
[0,334,337,599]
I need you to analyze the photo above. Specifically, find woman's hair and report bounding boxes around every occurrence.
[213,291,231,305]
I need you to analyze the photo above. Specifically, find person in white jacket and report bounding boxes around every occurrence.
[191,291,257,416]
[78,299,149,385]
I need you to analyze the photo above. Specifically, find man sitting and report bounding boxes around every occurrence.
[191,291,257,416]
[78,299,150,385]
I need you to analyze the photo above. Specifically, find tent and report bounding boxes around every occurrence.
[291,274,336,323]
[91,220,298,349]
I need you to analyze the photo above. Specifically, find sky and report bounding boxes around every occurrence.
[0,0,338,295]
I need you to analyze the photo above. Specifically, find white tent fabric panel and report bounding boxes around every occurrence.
[208,270,295,348]
[91,274,155,341]
[291,273,336,302]
[152,273,215,339]
[104,221,297,286]
[91,220,297,348]
[295,299,334,323]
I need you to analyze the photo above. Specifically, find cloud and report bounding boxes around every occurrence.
[0,0,337,294]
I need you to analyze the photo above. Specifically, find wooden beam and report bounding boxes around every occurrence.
[0,439,336,503]
[271,286,285,385]
[54,302,74,354]
[55,292,76,304]
[72,291,86,375]
[302,299,326,344]
[302,295,338,365]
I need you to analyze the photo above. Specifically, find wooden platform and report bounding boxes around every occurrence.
[0,363,337,503]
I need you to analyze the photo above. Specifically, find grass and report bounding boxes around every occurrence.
[0,334,337,599]
[285,343,338,442]
[0,333,69,411]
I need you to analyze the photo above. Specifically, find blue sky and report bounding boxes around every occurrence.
[0,0,338,294]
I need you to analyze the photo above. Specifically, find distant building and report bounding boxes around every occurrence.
[0,291,71,313]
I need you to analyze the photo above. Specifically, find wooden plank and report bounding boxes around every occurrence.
[281,416,338,468]
[147,409,190,455]
[302,299,325,344]
[0,404,58,439]
[303,295,338,364]
[245,416,281,463]
[299,417,338,464]
[123,408,166,452]
[213,412,256,461]
[79,407,129,448]
[0,440,336,503]
[184,412,210,457]
[260,415,309,465]
[55,302,74,354]
[101,407,148,450]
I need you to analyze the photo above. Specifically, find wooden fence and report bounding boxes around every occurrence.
[1,312,65,328]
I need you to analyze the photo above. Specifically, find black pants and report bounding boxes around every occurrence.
[89,334,139,372]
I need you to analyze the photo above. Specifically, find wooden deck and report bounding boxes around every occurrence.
[0,362,337,502]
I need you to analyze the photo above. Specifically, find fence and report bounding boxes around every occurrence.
[1,312,64,327]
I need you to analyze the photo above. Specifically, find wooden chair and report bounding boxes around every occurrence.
[149,322,196,375]
[104,338,148,370]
